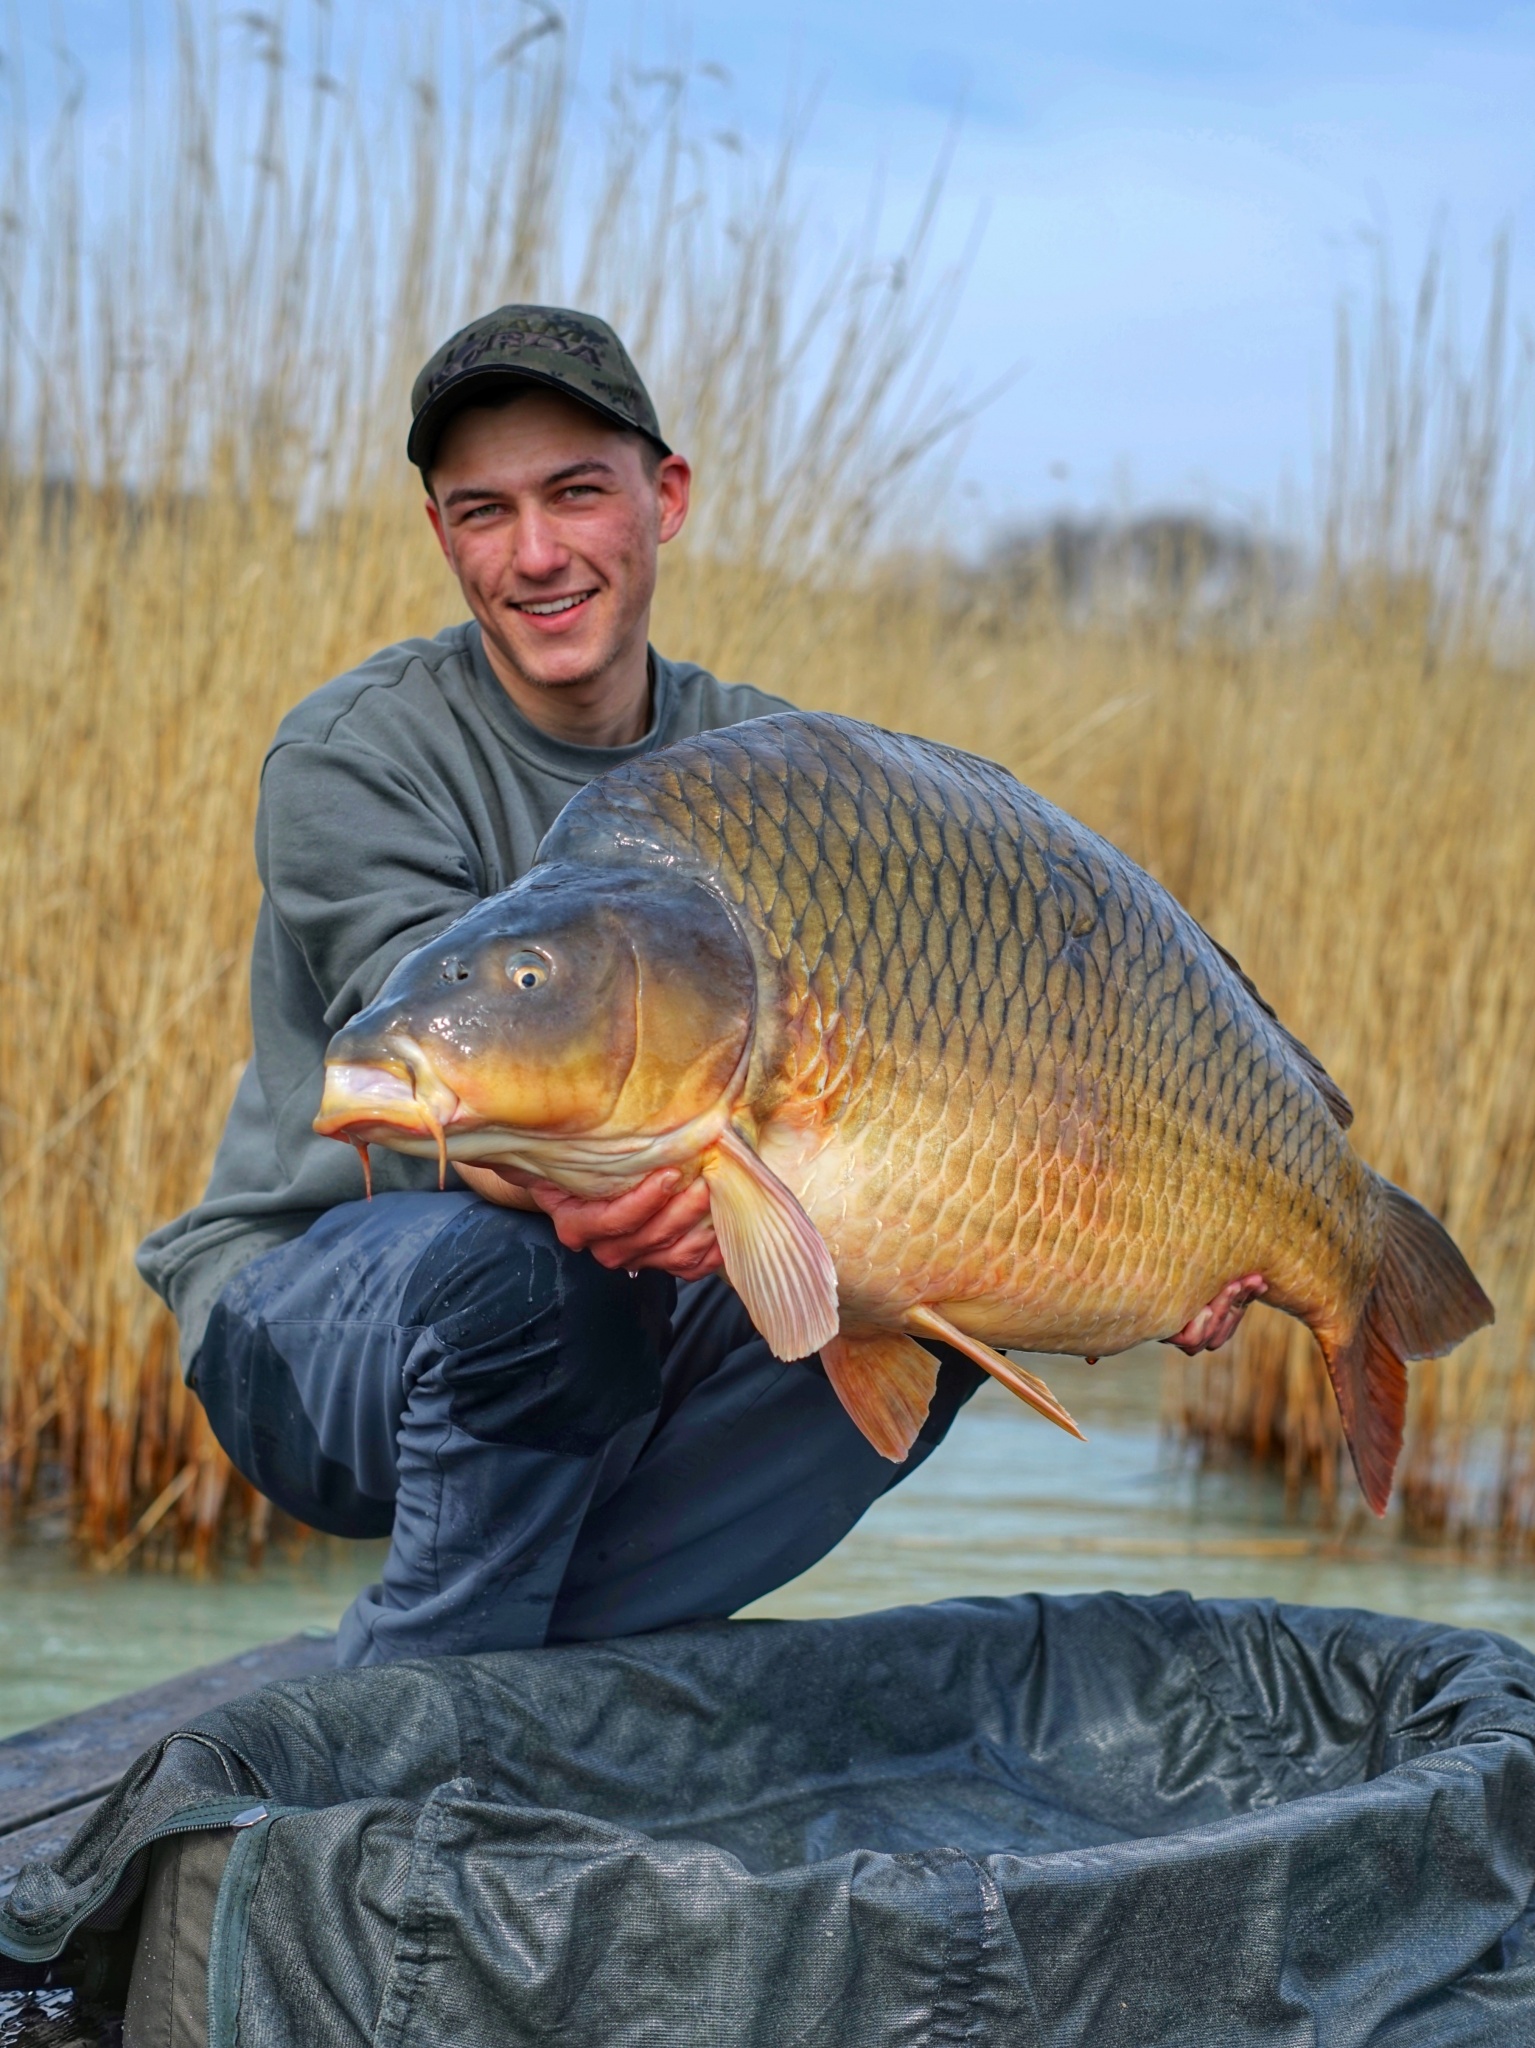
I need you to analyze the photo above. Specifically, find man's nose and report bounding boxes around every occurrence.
[511,505,569,580]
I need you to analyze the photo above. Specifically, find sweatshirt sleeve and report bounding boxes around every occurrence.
[256,737,485,1031]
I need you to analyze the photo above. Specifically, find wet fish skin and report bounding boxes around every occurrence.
[540,713,1491,1504]
[544,714,1366,1352]
[320,713,1494,1508]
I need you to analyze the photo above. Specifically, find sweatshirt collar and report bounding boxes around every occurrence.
[465,624,675,785]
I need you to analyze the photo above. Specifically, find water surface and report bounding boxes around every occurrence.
[747,1352,1535,1636]
[3,1351,1531,1738]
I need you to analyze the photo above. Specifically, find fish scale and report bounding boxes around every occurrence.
[552,714,1364,1350]
[319,711,1493,1510]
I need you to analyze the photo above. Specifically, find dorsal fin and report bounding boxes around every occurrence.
[1211,939,1354,1130]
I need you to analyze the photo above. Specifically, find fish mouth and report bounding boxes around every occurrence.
[314,1038,464,1186]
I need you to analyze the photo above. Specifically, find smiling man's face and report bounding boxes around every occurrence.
[424,387,690,742]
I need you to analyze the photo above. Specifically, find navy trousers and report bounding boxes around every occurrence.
[193,1193,982,1665]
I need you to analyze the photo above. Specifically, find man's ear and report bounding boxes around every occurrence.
[424,492,453,563]
[656,453,691,545]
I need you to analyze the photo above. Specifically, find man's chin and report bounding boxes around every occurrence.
[477,597,649,706]
[493,625,612,692]
[512,651,611,693]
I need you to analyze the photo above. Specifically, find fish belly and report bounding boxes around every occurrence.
[760,1065,1365,1362]
[548,710,1379,1359]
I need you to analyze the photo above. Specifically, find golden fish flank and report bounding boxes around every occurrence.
[315,713,1492,1513]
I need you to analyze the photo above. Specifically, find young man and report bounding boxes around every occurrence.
[138,306,980,1664]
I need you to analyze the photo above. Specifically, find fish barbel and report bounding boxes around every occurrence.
[315,713,1492,1509]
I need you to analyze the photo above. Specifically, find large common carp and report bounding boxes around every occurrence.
[315,713,1492,1511]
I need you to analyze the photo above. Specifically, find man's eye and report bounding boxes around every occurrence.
[506,951,549,990]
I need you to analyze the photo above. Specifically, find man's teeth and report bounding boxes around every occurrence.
[516,592,591,616]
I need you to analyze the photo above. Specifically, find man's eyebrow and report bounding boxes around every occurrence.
[440,459,617,509]
[545,458,617,486]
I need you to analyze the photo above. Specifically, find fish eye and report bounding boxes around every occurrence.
[506,950,549,991]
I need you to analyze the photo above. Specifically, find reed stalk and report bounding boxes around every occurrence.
[1,4,1531,1562]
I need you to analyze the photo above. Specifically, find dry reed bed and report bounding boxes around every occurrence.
[3,499,1532,1559]
[1,5,1532,1561]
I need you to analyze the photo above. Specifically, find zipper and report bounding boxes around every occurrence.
[0,1796,279,1966]
[206,1807,280,2048]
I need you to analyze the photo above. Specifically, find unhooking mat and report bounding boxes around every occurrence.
[4,1590,1535,2047]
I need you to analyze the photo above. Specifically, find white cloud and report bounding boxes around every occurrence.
[27,0,1535,522]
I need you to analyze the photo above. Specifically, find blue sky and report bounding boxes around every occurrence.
[664,0,1535,530]
[21,0,1535,530]
[593,2,1530,528]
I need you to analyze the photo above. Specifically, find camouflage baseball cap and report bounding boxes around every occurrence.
[408,304,671,472]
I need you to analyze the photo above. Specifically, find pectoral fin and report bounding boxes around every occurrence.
[701,1128,839,1360]
[820,1332,940,1462]
[905,1305,1085,1442]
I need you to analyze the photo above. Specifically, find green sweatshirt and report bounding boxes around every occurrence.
[136,620,790,1369]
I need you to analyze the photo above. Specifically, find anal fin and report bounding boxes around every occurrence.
[905,1305,1085,1442]
[821,1332,941,1463]
[701,1127,839,1360]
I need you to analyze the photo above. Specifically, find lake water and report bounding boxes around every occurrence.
[4,1350,1532,1739]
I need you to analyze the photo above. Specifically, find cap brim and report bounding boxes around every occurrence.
[408,366,671,471]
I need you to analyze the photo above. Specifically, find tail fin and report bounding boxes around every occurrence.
[1321,1182,1494,1515]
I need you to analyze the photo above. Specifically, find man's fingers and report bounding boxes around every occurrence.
[1165,1273,1267,1355]
[670,1224,725,1277]
[574,1199,717,1266]
[534,1168,685,1245]
[545,1175,713,1258]
[468,1153,726,1283]
[522,1170,723,1279]
[589,1216,722,1277]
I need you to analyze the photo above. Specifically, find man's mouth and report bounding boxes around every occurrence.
[510,589,597,618]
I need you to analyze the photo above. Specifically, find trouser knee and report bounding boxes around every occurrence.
[192,1299,397,1539]
[191,1196,679,1532]
[399,1202,677,1455]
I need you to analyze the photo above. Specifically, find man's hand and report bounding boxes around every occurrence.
[1165,1273,1267,1354]
[455,1162,723,1282]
